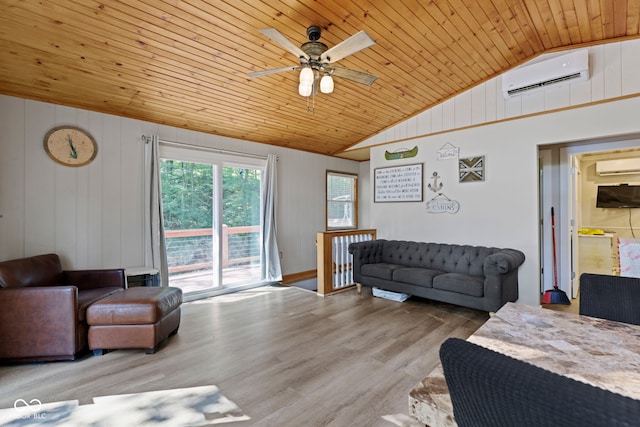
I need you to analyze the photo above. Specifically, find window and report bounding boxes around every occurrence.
[326,171,358,230]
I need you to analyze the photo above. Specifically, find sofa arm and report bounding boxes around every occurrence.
[483,249,525,276]
[64,269,126,290]
[0,286,79,360]
[349,240,386,283]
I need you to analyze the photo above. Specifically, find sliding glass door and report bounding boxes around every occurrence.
[159,144,264,296]
[160,158,217,293]
[221,166,262,286]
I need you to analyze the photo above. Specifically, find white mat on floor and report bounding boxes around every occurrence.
[0,385,248,426]
[373,287,410,302]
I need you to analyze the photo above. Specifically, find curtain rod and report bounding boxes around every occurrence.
[141,135,272,161]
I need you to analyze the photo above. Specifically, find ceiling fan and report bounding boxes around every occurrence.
[247,26,378,97]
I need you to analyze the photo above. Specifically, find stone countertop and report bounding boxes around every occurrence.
[409,302,640,426]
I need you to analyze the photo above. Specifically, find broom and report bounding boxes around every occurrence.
[541,207,571,304]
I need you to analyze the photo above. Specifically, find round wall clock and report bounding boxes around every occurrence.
[44,126,98,167]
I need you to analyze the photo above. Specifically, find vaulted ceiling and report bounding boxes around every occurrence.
[1,1,639,160]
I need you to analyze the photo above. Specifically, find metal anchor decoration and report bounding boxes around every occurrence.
[428,172,444,193]
[425,171,460,214]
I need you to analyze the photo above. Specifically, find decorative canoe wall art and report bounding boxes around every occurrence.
[373,142,482,212]
[384,146,418,160]
[459,156,485,182]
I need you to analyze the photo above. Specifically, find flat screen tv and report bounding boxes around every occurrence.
[596,184,640,208]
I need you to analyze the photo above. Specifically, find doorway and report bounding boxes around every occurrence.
[539,137,640,302]
[159,143,265,298]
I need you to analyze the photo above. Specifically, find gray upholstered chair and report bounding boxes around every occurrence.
[439,338,640,427]
[579,273,640,326]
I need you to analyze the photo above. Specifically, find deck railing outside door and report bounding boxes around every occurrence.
[164,226,260,274]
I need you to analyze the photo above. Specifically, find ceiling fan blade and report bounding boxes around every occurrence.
[320,30,375,63]
[247,65,300,78]
[330,66,378,86]
[259,28,309,60]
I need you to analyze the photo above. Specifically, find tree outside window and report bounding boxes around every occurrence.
[326,171,358,230]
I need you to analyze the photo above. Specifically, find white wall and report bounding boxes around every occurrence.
[369,97,640,307]
[358,161,371,228]
[0,95,360,275]
[355,39,640,307]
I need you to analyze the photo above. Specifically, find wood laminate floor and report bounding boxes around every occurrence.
[0,285,489,426]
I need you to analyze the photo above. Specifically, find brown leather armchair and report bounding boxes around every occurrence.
[0,254,126,363]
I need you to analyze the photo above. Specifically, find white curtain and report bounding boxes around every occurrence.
[144,135,169,286]
[261,154,282,281]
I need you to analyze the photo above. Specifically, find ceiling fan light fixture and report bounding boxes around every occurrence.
[250,26,377,110]
[320,75,334,93]
[299,67,314,85]
[298,82,313,97]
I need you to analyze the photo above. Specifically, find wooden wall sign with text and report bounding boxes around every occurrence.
[374,163,423,202]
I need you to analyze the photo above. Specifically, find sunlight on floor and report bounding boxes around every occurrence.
[382,413,425,426]
[0,385,249,426]
[188,285,291,304]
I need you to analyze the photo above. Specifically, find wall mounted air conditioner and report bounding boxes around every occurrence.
[596,159,640,176]
[502,49,589,98]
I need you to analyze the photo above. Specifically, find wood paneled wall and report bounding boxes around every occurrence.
[355,40,640,149]
[0,97,145,269]
[0,95,360,274]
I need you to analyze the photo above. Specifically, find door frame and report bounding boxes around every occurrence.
[540,136,640,302]
[158,142,267,300]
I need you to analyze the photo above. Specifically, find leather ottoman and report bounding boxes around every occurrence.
[86,287,182,355]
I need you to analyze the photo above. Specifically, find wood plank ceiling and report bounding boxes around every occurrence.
[1,1,639,160]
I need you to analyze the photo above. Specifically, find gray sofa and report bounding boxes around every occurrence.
[349,240,525,312]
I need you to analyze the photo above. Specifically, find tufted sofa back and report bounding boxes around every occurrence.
[379,240,500,276]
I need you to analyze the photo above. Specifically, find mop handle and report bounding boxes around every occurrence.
[551,207,559,289]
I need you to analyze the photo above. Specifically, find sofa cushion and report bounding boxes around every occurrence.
[77,287,124,322]
[0,253,63,288]
[86,287,183,325]
[361,263,402,280]
[393,268,444,287]
[433,273,484,297]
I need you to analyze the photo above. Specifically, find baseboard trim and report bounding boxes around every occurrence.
[282,270,317,285]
